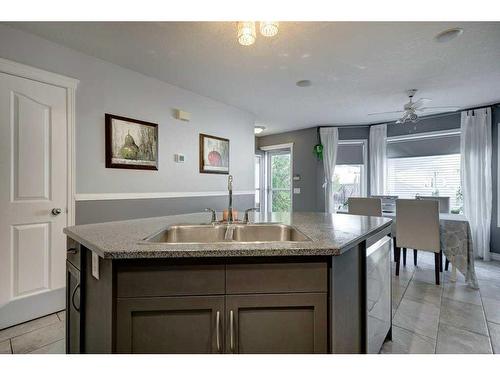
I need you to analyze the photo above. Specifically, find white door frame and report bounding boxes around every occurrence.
[260,143,294,213]
[0,57,78,226]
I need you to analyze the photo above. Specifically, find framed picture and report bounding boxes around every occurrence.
[199,133,230,174]
[105,114,158,170]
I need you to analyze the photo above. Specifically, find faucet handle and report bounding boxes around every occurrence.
[205,208,217,223]
[244,208,257,223]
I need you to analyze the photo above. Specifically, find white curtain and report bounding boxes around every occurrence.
[320,127,339,213]
[369,124,387,196]
[461,108,492,260]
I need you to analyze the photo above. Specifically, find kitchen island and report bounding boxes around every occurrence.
[63,212,393,354]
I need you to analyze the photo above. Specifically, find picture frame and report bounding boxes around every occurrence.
[199,133,230,174]
[105,113,159,170]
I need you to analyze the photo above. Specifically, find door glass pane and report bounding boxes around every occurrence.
[254,156,261,209]
[272,190,292,212]
[271,154,291,189]
[333,165,362,210]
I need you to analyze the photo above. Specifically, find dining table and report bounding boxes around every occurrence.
[382,212,478,289]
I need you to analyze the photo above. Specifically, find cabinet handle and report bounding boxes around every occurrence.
[215,310,221,353]
[229,310,234,353]
[71,283,80,312]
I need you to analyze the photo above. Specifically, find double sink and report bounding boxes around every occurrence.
[144,223,312,244]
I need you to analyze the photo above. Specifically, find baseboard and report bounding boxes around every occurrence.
[490,252,500,261]
[0,287,65,330]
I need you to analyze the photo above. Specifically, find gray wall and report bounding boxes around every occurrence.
[76,194,255,225]
[256,126,370,212]
[0,24,256,223]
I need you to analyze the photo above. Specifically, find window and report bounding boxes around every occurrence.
[331,140,367,210]
[386,130,462,213]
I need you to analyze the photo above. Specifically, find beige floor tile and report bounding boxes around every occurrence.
[0,314,59,342]
[380,326,435,354]
[393,298,440,339]
[440,298,488,336]
[488,322,500,354]
[404,280,443,308]
[436,323,492,354]
[0,340,12,354]
[412,268,448,285]
[28,339,65,354]
[482,297,500,325]
[479,281,500,302]
[11,321,64,354]
[443,283,482,306]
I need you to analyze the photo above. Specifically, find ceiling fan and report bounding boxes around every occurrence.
[368,89,461,124]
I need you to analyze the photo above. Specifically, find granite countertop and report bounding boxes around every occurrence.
[63,212,392,259]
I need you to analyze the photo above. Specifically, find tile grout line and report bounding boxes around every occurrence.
[435,274,445,354]
[477,280,495,353]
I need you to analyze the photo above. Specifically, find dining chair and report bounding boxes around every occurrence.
[395,199,442,285]
[348,197,382,216]
[415,195,451,214]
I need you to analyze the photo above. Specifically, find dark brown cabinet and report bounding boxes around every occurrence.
[225,293,327,354]
[116,296,225,353]
[66,260,82,353]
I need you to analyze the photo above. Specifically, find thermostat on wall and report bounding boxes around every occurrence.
[174,154,185,163]
[174,109,191,121]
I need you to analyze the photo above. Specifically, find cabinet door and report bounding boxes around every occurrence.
[116,296,224,353]
[225,293,327,354]
[66,261,82,353]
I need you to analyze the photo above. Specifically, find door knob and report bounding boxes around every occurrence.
[51,208,62,216]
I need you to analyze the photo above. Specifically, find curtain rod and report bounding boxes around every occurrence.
[316,101,500,130]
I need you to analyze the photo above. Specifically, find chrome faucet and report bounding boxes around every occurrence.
[205,208,217,224]
[244,208,257,223]
[227,175,233,224]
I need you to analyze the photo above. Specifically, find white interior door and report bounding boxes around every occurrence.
[0,72,68,329]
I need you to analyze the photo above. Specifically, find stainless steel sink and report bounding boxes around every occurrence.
[145,224,228,243]
[232,224,311,242]
[144,223,311,244]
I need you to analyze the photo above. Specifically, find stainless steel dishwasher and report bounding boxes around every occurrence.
[366,236,392,353]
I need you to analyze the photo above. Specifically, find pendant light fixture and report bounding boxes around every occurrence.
[237,22,256,46]
[237,21,279,46]
[260,22,279,37]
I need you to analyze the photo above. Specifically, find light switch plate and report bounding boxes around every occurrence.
[174,154,185,163]
[293,188,301,194]
[92,252,100,280]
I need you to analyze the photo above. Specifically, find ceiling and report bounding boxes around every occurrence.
[8,22,500,135]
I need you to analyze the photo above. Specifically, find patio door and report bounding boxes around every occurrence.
[260,144,293,213]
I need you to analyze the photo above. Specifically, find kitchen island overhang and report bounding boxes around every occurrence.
[64,212,393,354]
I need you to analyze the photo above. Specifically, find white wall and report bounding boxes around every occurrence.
[0,24,255,195]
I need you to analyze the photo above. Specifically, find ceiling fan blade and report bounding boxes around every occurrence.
[368,110,404,116]
[417,106,461,112]
[412,98,431,109]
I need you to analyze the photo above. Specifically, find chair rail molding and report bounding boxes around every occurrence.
[75,191,256,201]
